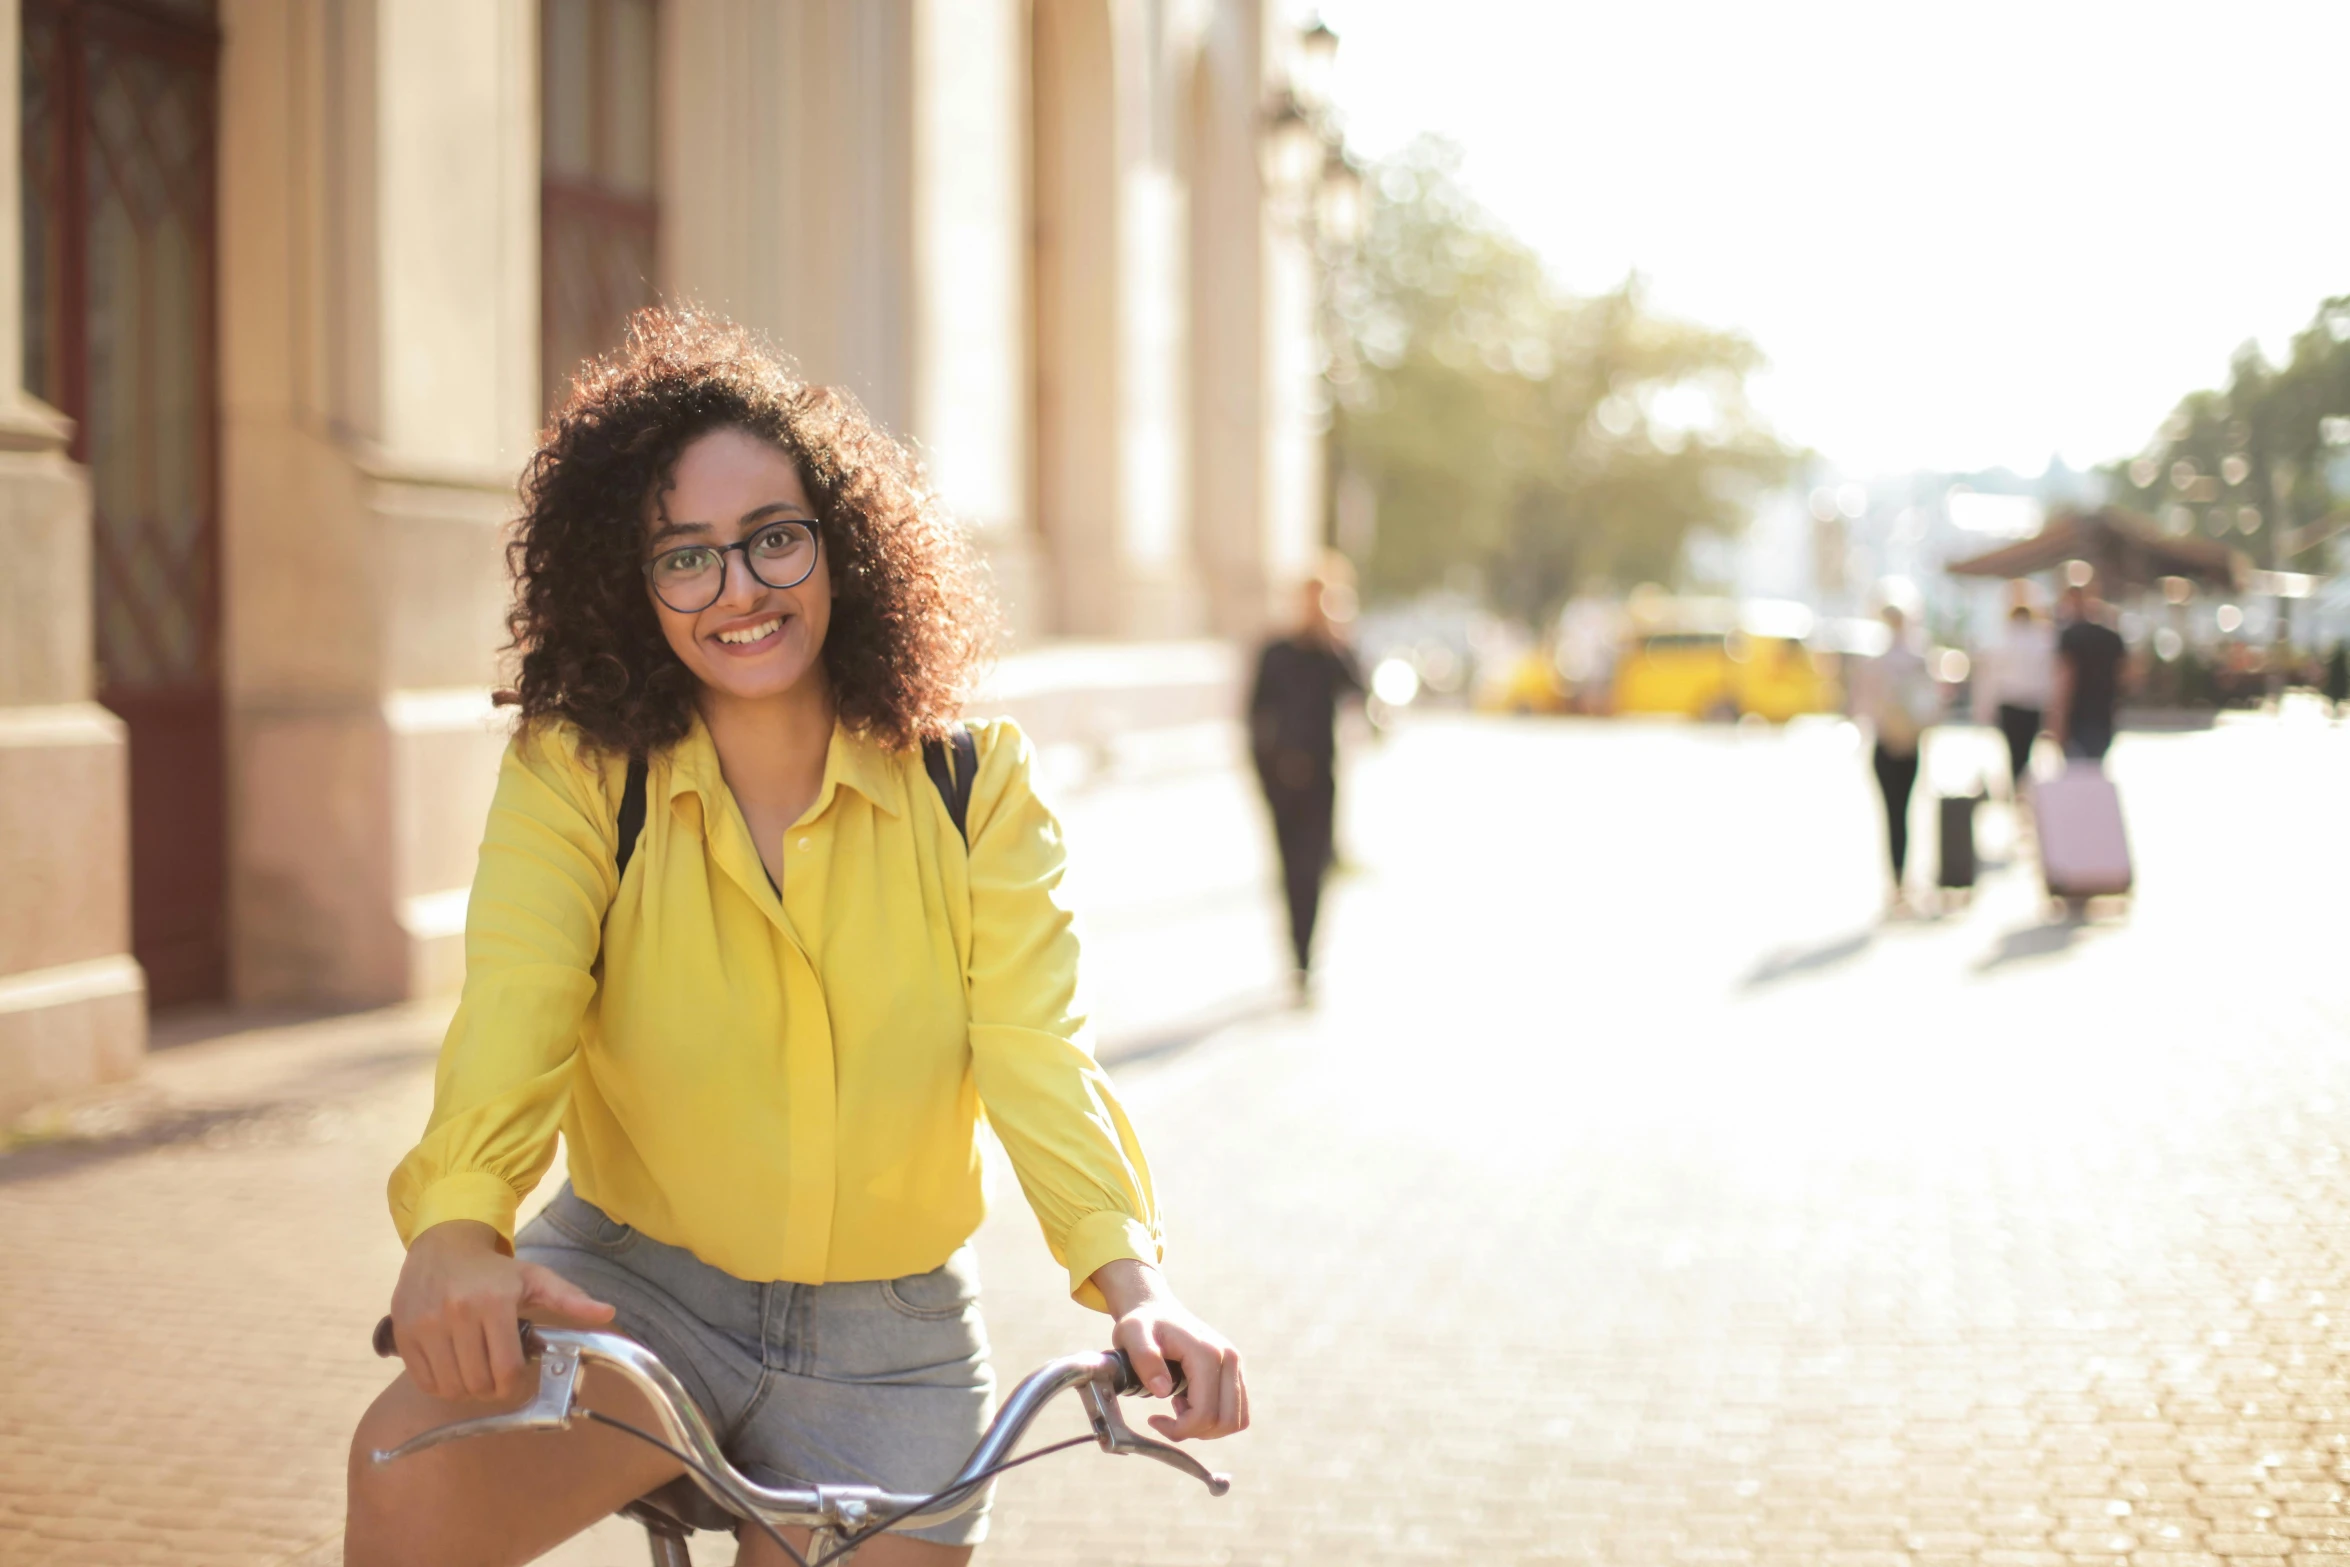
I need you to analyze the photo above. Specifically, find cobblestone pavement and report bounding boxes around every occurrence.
[6,713,2349,1566]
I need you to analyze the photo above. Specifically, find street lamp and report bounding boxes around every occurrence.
[1293,16,1339,109]
[1314,150,1364,249]
[1257,16,1363,555]
[1260,25,1360,240]
[1260,90,1323,196]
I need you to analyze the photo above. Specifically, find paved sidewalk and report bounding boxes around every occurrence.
[7,714,2350,1566]
[971,714,2350,1567]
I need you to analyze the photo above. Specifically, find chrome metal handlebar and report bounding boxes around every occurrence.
[371,1322,1229,1534]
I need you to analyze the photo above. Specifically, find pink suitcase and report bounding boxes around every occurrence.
[2035,762,2133,899]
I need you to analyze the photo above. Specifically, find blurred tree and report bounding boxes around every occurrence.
[1325,138,1794,623]
[2105,295,2350,572]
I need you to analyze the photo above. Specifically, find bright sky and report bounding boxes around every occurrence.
[1320,0,2350,479]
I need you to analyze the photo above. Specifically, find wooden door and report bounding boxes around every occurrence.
[22,0,224,1005]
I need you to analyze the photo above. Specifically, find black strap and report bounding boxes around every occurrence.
[921,727,977,845]
[615,755,649,881]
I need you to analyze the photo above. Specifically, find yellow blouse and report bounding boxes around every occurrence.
[387,715,1161,1309]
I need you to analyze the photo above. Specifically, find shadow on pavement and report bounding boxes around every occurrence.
[1972,912,2094,974]
[0,1042,432,1187]
[0,1102,317,1186]
[1740,929,1875,991]
[1099,987,1294,1068]
[148,1000,387,1052]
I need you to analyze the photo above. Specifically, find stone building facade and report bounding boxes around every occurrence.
[0,0,1331,1117]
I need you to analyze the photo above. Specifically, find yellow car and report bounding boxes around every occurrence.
[1611,598,1839,721]
[1475,650,1570,715]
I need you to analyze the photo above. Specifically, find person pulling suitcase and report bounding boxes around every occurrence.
[2042,574,2135,913]
[2051,578,2126,763]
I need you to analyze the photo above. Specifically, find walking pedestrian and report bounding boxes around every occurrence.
[1851,602,1938,912]
[1248,563,1364,1001]
[2324,642,2348,718]
[1971,581,2055,795]
[347,308,1247,1567]
[2052,579,2128,762]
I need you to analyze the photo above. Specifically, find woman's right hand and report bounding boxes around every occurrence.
[387,1219,616,1402]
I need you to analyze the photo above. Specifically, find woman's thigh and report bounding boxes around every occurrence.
[344,1364,681,1567]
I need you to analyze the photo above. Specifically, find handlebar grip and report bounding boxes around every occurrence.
[1111,1347,1189,1400]
[371,1316,539,1360]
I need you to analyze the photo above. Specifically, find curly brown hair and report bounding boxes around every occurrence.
[506,306,995,756]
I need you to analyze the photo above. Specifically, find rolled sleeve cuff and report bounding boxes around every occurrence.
[400,1172,526,1248]
[1061,1210,1163,1312]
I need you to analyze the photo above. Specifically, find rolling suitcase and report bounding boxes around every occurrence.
[1936,793,1979,891]
[2035,761,2132,900]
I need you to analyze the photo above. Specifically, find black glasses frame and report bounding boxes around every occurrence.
[643,521,822,614]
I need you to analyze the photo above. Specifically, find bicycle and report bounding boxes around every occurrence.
[368,1316,1230,1566]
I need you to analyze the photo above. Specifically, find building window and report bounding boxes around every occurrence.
[541,0,658,408]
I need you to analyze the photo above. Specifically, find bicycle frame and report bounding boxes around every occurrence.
[371,1323,1228,1556]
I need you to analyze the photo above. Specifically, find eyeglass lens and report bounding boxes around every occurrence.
[649,522,818,612]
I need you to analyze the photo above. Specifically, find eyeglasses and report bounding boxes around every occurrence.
[644,520,821,614]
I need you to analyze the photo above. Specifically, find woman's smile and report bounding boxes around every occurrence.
[711,612,789,652]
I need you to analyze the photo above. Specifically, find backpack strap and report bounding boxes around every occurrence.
[614,754,649,881]
[920,726,978,846]
[616,737,963,884]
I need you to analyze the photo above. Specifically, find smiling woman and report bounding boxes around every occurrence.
[347,304,1249,1567]
[507,306,994,756]
[639,435,836,727]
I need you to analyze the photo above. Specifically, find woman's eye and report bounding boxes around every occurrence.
[753,525,810,557]
[657,548,716,575]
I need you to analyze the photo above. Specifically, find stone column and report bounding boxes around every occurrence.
[1258,156,1326,607]
[1186,5,1269,639]
[1263,5,1330,608]
[1030,0,1205,640]
[218,0,537,1004]
[1187,0,1325,643]
[910,0,1041,639]
[0,0,144,1118]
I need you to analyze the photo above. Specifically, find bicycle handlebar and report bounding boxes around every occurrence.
[370,1314,1188,1399]
[375,1314,521,1360]
[368,1316,1225,1534]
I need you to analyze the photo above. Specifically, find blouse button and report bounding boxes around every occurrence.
[797,836,811,851]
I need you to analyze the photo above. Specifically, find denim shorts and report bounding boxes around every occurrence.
[515,1184,996,1546]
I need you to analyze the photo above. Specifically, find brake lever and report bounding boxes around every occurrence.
[370,1336,584,1465]
[1078,1378,1232,1496]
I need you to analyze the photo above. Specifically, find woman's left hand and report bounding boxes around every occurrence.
[1091,1259,1249,1441]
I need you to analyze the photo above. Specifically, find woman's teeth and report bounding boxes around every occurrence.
[716,616,783,646]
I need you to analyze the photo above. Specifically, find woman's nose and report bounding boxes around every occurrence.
[715,546,763,606]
